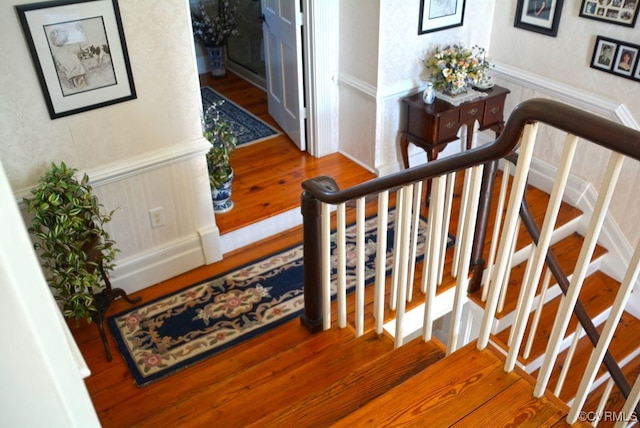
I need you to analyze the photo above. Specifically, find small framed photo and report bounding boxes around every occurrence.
[16,0,136,119]
[591,37,618,70]
[418,0,466,34]
[590,36,640,82]
[514,0,565,37]
[579,0,640,27]
[612,45,638,77]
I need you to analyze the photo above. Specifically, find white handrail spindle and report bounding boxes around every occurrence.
[523,268,552,359]
[438,172,456,285]
[452,167,472,277]
[407,181,423,303]
[554,324,582,397]
[374,191,389,334]
[336,203,347,329]
[390,187,405,311]
[321,202,332,330]
[613,374,640,428]
[448,164,484,355]
[394,184,414,348]
[355,197,366,337]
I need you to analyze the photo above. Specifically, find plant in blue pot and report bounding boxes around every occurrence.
[203,101,238,213]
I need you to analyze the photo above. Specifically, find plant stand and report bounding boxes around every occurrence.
[92,259,141,361]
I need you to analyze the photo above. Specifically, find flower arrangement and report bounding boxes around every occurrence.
[427,44,491,95]
[202,101,237,189]
[192,0,240,47]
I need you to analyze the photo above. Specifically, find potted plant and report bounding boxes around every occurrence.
[191,0,240,77]
[24,162,120,324]
[203,101,238,213]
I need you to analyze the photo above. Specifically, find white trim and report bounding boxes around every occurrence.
[14,138,211,204]
[338,73,377,100]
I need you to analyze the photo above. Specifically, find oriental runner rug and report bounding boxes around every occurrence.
[201,86,280,146]
[108,210,454,386]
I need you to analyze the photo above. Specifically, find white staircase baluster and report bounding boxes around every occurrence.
[483,161,512,301]
[452,167,472,277]
[507,134,578,372]
[390,188,405,311]
[374,191,389,334]
[336,203,347,329]
[394,184,414,348]
[568,234,640,422]
[536,151,625,397]
[500,216,522,318]
[593,379,615,427]
[479,122,539,351]
[613,374,640,428]
[448,165,484,354]
[406,181,423,303]
[321,202,332,330]
[422,174,446,341]
[438,172,456,285]
[355,197,366,337]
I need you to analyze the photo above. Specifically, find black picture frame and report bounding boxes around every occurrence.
[590,36,640,82]
[418,0,466,34]
[514,0,565,37]
[16,0,136,119]
[579,0,640,28]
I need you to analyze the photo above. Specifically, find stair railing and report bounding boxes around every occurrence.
[301,98,640,423]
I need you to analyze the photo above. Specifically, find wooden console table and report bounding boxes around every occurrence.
[400,85,510,168]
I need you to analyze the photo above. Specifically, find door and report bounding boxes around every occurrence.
[262,0,306,151]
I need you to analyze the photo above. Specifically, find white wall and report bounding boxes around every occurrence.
[338,0,497,174]
[490,0,640,248]
[1,0,221,294]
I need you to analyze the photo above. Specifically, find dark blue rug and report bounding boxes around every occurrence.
[201,86,280,146]
[108,209,454,386]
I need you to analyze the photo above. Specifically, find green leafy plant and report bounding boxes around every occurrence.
[24,162,118,323]
[203,101,237,188]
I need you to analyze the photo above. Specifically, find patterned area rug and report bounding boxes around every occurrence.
[108,210,454,386]
[201,86,280,146]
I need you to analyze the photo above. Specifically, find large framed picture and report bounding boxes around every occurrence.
[418,0,466,34]
[579,0,640,27]
[514,0,565,37]
[590,36,640,82]
[16,0,136,119]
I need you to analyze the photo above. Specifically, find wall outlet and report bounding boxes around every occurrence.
[148,207,165,228]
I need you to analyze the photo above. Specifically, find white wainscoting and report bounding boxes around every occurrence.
[15,138,221,295]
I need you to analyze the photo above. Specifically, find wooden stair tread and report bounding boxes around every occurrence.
[332,342,585,427]
[492,271,621,367]
[249,337,445,427]
[133,328,398,427]
[535,311,640,403]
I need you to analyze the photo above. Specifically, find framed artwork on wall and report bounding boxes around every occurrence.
[590,36,640,82]
[514,0,565,37]
[418,0,466,34]
[579,0,640,27]
[16,0,136,119]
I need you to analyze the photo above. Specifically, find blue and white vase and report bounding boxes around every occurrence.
[211,170,234,213]
[207,45,227,79]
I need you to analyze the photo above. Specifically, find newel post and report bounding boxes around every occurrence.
[300,190,324,332]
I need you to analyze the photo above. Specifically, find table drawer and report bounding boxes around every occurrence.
[483,96,506,127]
[437,110,460,141]
[462,104,484,125]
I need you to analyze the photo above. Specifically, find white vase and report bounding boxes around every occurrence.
[207,45,227,79]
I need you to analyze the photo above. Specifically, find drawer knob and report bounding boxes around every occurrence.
[491,107,500,114]
[445,121,455,129]
[468,108,478,115]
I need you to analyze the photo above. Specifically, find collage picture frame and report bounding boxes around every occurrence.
[579,0,640,27]
[591,36,640,81]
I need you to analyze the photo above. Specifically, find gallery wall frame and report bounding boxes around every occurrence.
[418,0,466,34]
[16,0,136,119]
[579,0,640,28]
[514,0,565,37]
[590,35,640,82]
